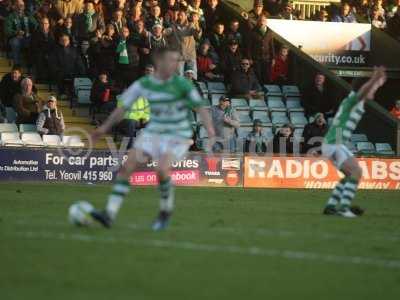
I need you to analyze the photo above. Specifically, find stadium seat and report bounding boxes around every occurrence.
[290,112,308,126]
[77,89,91,105]
[63,135,85,147]
[253,110,271,125]
[231,98,248,108]
[286,98,304,112]
[249,99,267,109]
[237,110,252,126]
[356,142,375,154]
[263,84,282,96]
[0,123,18,133]
[43,135,62,147]
[375,143,395,156]
[21,132,45,147]
[263,126,274,139]
[19,124,37,133]
[73,77,92,92]
[5,107,16,123]
[282,85,300,97]
[267,96,286,111]
[271,111,289,125]
[207,82,226,93]
[351,134,368,143]
[0,132,23,146]
[237,126,252,139]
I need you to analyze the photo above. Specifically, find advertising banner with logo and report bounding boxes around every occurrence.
[267,20,371,67]
[0,148,243,187]
[244,156,400,190]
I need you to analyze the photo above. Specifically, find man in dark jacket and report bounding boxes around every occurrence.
[248,13,274,84]
[229,58,261,98]
[0,65,24,107]
[302,112,328,154]
[221,38,242,83]
[31,17,56,82]
[302,73,336,118]
[49,33,85,94]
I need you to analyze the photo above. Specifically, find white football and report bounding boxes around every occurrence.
[68,201,94,226]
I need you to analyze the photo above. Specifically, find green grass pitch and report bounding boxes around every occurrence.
[1,182,400,300]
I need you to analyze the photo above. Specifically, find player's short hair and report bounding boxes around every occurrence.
[151,47,180,64]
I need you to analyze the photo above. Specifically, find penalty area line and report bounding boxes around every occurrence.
[11,230,400,270]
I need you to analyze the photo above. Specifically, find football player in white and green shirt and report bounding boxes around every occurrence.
[321,67,387,218]
[90,47,215,230]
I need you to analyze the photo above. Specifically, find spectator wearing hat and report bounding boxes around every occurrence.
[210,96,239,152]
[273,123,296,154]
[390,100,400,119]
[229,58,261,98]
[37,95,65,136]
[245,119,268,153]
[221,38,242,83]
[197,40,219,81]
[146,23,167,54]
[302,112,328,154]
[14,77,43,125]
[270,45,290,84]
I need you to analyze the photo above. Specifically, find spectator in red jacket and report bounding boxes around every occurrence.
[390,100,400,119]
[196,40,219,81]
[270,45,289,84]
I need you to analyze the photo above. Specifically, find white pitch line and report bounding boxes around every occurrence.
[13,219,400,243]
[10,231,400,270]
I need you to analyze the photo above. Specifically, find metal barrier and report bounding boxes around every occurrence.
[292,0,340,19]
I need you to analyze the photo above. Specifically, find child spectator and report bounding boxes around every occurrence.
[270,45,289,84]
[245,119,267,153]
[196,40,219,81]
[37,96,65,136]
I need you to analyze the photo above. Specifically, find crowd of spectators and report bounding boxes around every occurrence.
[0,0,398,153]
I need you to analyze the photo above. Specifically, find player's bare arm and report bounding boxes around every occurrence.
[357,66,387,102]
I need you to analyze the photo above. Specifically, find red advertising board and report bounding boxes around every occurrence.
[244,156,400,190]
